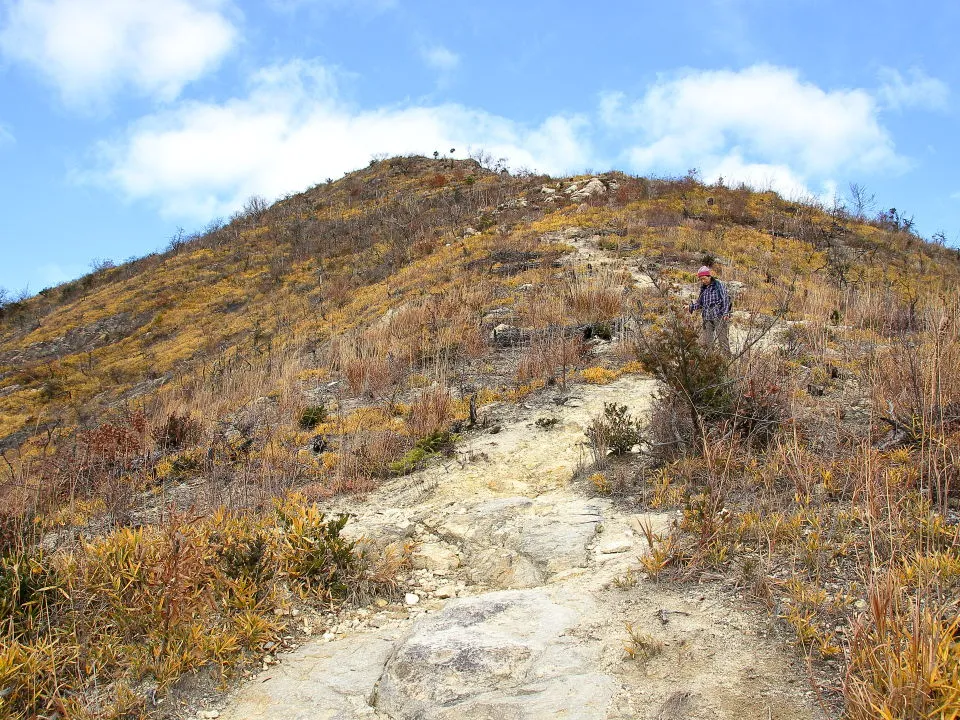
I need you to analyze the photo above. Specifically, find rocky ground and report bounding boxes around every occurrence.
[193,374,827,720]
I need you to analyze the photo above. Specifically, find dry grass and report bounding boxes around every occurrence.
[2,157,960,716]
[0,494,400,720]
[631,294,960,716]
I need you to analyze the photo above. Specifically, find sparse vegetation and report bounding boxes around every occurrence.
[622,622,664,663]
[0,495,399,720]
[389,430,456,476]
[587,402,642,457]
[0,156,958,716]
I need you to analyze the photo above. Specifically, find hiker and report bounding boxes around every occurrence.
[688,266,732,355]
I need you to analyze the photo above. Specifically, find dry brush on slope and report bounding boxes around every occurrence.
[0,156,959,717]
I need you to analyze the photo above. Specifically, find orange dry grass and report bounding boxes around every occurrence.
[407,386,453,439]
[563,269,626,325]
[516,333,585,386]
[844,574,960,719]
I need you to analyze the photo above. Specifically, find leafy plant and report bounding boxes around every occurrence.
[388,430,455,476]
[298,404,328,430]
[275,496,357,600]
[587,403,642,456]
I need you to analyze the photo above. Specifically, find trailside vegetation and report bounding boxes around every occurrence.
[0,156,958,717]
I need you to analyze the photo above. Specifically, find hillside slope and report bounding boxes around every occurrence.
[1,156,959,719]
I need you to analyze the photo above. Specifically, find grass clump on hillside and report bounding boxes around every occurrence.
[587,403,642,458]
[389,430,456,476]
[0,494,398,720]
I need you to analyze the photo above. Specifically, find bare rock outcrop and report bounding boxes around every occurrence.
[372,589,615,719]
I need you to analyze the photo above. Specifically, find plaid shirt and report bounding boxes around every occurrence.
[690,278,732,321]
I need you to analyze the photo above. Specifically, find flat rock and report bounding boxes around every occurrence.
[468,548,543,588]
[460,497,600,585]
[598,536,633,554]
[372,589,615,719]
[509,506,599,572]
[219,630,402,720]
[413,543,461,572]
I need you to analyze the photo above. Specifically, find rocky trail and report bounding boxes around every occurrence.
[214,374,827,720]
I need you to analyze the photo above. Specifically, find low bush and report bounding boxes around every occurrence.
[298,404,328,430]
[633,311,730,456]
[634,311,789,458]
[587,403,642,457]
[152,412,203,451]
[389,430,455,476]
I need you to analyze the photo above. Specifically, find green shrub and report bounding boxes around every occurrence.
[274,498,357,600]
[588,403,642,456]
[634,311,787,457]
[298,404,328,430]
[389,430,455,476]
[634,312,730,456]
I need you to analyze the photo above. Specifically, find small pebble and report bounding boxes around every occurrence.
[405,593,421,606]
[434,584,457,599]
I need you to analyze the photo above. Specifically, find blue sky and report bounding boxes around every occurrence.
[0,0,957,295]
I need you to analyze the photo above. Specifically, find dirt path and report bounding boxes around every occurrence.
[213,375,826,720]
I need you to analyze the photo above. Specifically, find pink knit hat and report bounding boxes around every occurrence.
[696,266,712,277]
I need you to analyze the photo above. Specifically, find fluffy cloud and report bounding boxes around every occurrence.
[91,61,929,217]
[421,45,460,72]
[877,67,949,111]
[602,64,907,199]
[0,0,237,106]
[269,0,397,11]
[91,60,592,219]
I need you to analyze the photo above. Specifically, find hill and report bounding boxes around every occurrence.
[1,156,959,719]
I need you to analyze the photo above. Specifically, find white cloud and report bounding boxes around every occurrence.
[88,61,928,218]
[877,67,949,111]
[421,45,459,73]
[0,123,14,146]
[709,154,812,200]
[90,59,592,219]
[602,64,907,197]
[0,0,237,107]
[270,0,396,10]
